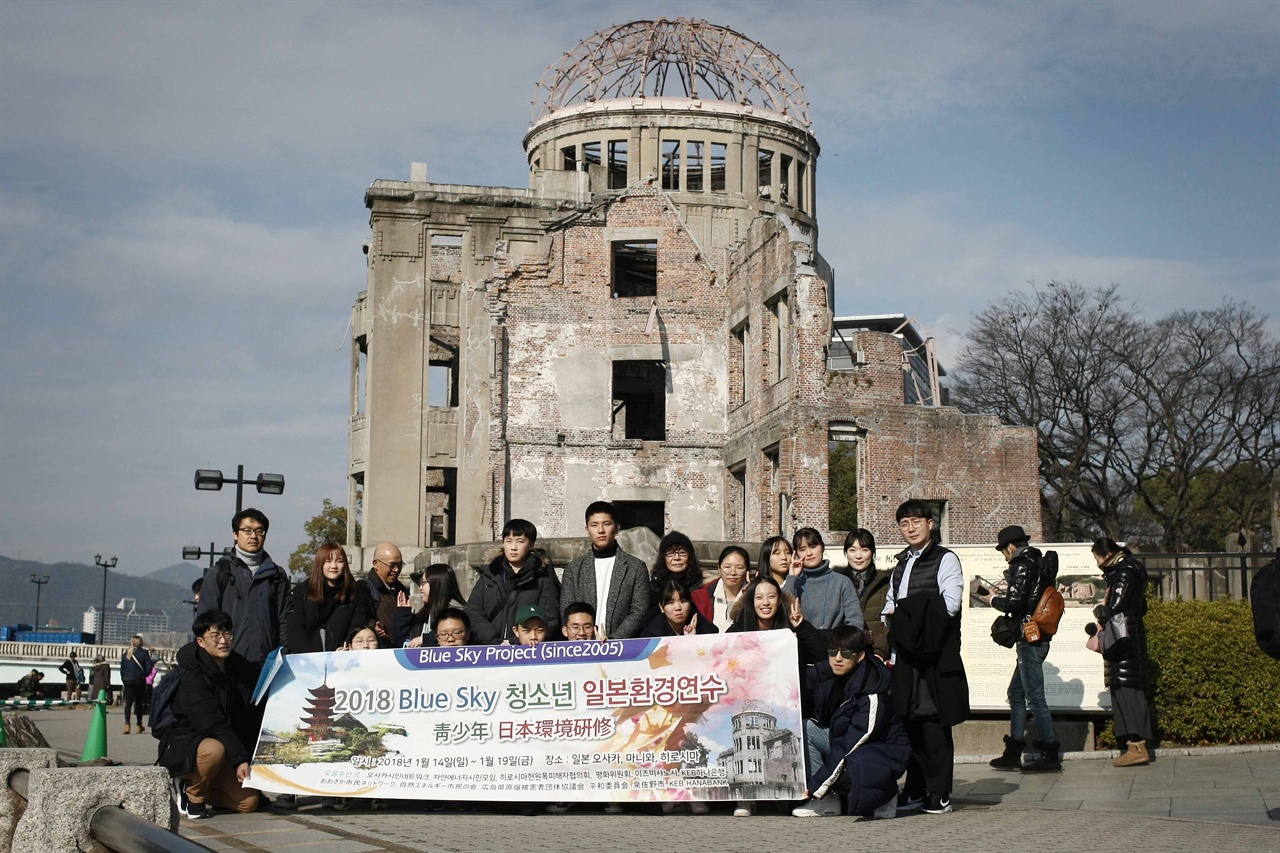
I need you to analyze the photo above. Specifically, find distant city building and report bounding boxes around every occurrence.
[83,598,170,645]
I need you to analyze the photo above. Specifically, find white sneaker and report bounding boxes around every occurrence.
[873,800,897,819]
[793,793,841,817]
[733,801,755,817]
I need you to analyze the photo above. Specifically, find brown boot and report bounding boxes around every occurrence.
[138,723,146,734]
[1113,740,1150,767]
[123,724,131,734]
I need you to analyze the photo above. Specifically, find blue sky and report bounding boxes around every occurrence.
[1,0,1276,576]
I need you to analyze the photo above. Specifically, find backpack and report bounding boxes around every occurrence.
[1250,551,1280,661]
[1025,550,1065,639]
[149,666,186,739]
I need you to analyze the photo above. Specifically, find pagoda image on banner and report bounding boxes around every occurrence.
[302,669,343,757]
[253,664,408,767]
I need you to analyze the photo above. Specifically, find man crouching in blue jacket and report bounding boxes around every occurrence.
[792,626,911,818]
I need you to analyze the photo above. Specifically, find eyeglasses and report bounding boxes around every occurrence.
[666,550,690,561]
[436,630,467,639]
[237,527,266,537]
[376,559,405,570]
[898,518,929,529]
[828,647,859,660]
[566,625,595,635]
[202,630,233,644]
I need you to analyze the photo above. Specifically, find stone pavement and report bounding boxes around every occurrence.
[10,705,1278,852]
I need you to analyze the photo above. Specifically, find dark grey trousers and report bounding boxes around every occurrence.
[1111,684,1152,742]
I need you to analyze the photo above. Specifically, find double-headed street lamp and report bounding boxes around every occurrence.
[29,574,49,629]
[182,542,230,615]
[93,554,117,641]
[193,465,285,515]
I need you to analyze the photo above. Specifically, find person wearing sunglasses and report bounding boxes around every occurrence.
[792,626,910,820]
[196,508,291,665]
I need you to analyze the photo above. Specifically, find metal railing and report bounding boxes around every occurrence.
[7,768,214,853]
[1140,551,1274,603]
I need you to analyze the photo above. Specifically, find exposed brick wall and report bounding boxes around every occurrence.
[360,182,1041,552]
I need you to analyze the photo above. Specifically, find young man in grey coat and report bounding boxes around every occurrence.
[559,501,650,640]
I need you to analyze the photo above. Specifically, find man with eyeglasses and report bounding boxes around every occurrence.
[363,541,410,646]
[197,508,291,665]
[880,499,970,816]
[159,609,262,819]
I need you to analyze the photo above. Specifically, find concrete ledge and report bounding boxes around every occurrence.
[11,765,175,853]
[0,748,58,852]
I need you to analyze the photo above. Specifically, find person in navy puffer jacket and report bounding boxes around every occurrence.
[793,625,911,818]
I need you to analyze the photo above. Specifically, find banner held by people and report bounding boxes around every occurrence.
[248,631,803,803]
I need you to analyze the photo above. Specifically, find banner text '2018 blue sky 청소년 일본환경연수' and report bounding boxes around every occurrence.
[248,631,804,803]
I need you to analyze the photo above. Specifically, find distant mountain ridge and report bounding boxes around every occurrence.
[0,554,196,632]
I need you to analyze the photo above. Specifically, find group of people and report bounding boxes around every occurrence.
[154,499,1151,821]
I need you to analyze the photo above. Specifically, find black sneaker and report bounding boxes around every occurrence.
[923,792,952,814]
[182,800,212,820]
[896,791,924,812]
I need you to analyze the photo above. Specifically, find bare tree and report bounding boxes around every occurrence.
[952,282,1279,550]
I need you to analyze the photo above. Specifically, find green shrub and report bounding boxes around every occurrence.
[1145,597,1280,745]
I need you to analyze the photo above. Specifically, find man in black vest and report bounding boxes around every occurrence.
[882,499,970,815]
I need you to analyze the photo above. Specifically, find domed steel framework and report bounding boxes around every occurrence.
[532,18,811,128]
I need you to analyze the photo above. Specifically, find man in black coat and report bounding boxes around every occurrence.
[157,609,262,819]
[197,508,291,664]
[882,500,970,816]
[980,525,1060,772]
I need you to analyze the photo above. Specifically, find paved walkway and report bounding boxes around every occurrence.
[11,706,1278,852]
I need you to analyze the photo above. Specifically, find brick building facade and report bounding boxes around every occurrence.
[346,19,1040,567]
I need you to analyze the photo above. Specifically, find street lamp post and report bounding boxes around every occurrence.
[93,554,117,642]
[193,465,285,515]
[29,574,49,629]
[181,542,229,615]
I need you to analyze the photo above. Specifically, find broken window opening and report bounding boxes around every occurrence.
[686,141,704,192]
[561,145,577,171]
[764,445,782,535]
[661,140,680,191]
[828,425,859,533]
[613,501,665,540]
[779,154,793,204]
[796,161,807,211]
[612,360,666,441]
[354,338,368,416]
[757,149,774,198]
[612,240,657,298]
[608,140,628,189]
[728,465,747,541]
[768,294,789,384]
[730,323,747,407]
[427,362,456,408]
[582,141,601,168]
[710,142,727,192]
